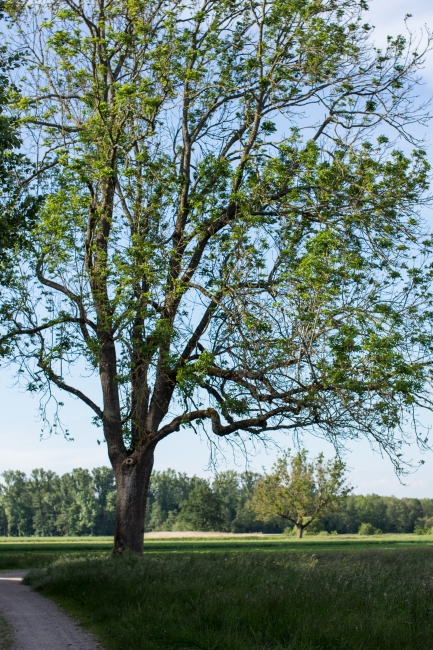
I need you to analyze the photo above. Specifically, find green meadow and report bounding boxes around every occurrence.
[1,535,433,649]
[1,533,433,570]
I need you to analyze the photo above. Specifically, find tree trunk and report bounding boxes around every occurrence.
[112,445,155,555]
[296,524,303,539]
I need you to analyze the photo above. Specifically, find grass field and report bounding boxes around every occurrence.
[1,533,433,570]
[2,535,433,649]
[0,537,113,571]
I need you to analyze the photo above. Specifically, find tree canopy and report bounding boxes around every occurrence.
[251,449,351,537]
[1,465,432,537]
[0,0,432,552]
[0,466,116,536]
[0,45,40,283]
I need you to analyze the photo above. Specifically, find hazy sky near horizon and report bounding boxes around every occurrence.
[1,0,433,497]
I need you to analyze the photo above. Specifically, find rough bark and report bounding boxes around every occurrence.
[112,445,155,555]
[296,524,303,539]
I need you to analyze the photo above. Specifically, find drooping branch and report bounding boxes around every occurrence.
[36,261,97,343]
[37,357,103,419]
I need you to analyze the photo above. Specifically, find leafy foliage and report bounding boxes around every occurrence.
[322,492,433,535]
[358,522,381,535]
[0,0,432,548]
[251,449,351,536]
[0,47,40,280]
[2,465,432,536]
[175,483,226,531]
[1,0,432,458]
[0,467,115,536]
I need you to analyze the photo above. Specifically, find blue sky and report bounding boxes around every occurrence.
[1,0,433,497]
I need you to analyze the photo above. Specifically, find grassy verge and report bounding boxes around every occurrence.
[0,613,13,650]
[25,546,433,650]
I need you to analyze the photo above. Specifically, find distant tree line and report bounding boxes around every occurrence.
[321,494,433,536]
[0,468,116,536]
[1,467,432,537]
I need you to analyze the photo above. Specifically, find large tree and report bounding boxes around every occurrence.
[1,0,433,554]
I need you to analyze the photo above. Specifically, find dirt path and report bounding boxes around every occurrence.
[0,572,102,650]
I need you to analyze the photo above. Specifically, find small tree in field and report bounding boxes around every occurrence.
[251,450,351,538]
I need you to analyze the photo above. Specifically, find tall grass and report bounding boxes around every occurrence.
[25,548,433,650]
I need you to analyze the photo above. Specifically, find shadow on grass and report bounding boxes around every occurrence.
[25,547,433,650]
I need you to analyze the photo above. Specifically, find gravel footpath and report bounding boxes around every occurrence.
[0,572,103,650]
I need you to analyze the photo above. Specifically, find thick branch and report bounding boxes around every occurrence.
[154,405,307,442]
